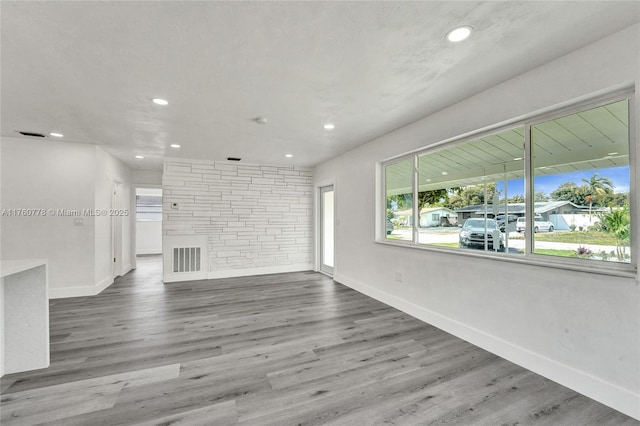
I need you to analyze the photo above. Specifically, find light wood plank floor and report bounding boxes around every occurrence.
[1,255,637,425]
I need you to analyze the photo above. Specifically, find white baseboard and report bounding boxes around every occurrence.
[49,276,114,299]
[163,263,313,283]
[136,249,162,255]
[207,263,313,280]
[334,272,640,421]
[164,271,207,283]
[120,264,132,277]
[94,276,114,295]
[49,285,96,299]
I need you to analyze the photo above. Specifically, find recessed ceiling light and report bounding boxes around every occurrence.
[446,25,473,42]
[135,155,144,159]
[50,132,64,138]
[152,98,168,106]
[441,171,448,175]
[607,152,618,156]
[323,123,335,130]
[285,154,293,158]
[170,144,181,148]
[254,117,268,125]
[513,157,523,161]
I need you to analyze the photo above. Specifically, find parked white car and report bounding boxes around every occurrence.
[458,218,504,251]
[515,216,554,233]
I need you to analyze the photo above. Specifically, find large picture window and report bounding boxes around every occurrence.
[381,94,634,272]
[532,99,630,263]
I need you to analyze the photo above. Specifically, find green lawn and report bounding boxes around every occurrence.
[533,248,578,257]
[510,230,618,245]
[430,242,459,248]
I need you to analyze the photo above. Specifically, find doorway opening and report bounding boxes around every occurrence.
[135,187,163,257]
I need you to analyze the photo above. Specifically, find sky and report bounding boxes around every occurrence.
[495,166,630,198]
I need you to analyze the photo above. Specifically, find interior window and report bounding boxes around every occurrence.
[136,194,163,222]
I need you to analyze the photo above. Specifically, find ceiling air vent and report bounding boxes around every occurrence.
[17,131,47,138]
[227,157,241,161]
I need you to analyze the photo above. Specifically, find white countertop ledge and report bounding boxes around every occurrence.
[0,259,48,278]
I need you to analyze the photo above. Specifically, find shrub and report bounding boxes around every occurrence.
[576,246,592,258]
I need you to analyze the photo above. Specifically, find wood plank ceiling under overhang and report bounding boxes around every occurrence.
[386,99,629,195]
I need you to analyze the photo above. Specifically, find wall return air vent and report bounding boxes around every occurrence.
[163,235,208,283]
[173,247,201,273]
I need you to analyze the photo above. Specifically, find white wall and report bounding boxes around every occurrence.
[1,138,96,294]
[313,25,640,419]
[0,138,132,298]
[163,158,313,279]
[0,275,4,377]
[549,214,598,231]
[132,169,162,186]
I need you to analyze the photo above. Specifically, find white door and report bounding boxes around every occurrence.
[320,185,334,276]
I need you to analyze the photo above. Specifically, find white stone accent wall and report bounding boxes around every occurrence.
[162,158,313,277]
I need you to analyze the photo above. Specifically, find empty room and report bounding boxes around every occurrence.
[1,1,639,425]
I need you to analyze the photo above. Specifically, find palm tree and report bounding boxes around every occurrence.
[582,173,614,221]
[598,206,630,261]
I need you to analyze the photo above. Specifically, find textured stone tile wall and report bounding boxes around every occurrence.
[162,158,313,274]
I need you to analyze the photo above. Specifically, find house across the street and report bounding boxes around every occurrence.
[455,201,606,230]
[391,206,458,227]
[419,207,458,227]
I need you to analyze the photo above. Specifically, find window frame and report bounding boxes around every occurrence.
[383,156,417,246]
[378,89,636,277]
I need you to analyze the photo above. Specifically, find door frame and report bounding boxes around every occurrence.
[316,181,336,276]
[111,181,123,278]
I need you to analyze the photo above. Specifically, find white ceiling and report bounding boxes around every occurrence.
[1,1,639,171]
